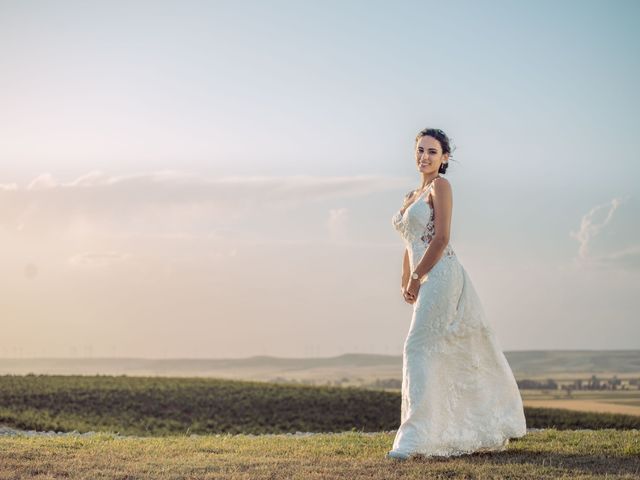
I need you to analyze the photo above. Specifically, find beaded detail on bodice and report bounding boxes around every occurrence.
[392,183,456,258]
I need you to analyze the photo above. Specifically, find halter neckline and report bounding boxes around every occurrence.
[415,176,439,199]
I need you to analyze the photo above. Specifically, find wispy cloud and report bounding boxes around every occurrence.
[597,244,640,266]
[0,170,408,237]
[19,170,406,198]
[326,207,349,242]
[570,195,639,270]
[68,251,131,268]
[570,197,622,260]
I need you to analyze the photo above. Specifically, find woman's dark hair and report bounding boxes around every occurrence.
[415,128,456,174]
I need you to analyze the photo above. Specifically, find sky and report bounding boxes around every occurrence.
[0,0,638,359]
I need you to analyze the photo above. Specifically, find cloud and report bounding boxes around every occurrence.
[570,197,622,260]
[68,251,131,268]
[27,173,58,190]
[570,195,640,270]
[0,170,407,237]
[11,170,406,200]
[326,207,349,242]
[588,243,640,271]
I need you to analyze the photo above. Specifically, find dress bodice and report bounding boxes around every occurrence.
[392,183,456,259]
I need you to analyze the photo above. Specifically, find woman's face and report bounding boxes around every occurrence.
[415,135,448,174]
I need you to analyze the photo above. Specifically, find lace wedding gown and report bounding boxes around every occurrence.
[388,180,527,458]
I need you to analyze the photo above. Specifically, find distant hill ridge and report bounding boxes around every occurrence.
[1,350,639,377]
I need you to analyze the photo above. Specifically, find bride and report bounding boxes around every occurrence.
[387,128,527,460]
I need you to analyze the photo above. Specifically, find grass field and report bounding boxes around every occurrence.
[1,374,640,478]
[2,374,640,436]
[1,429,639,479]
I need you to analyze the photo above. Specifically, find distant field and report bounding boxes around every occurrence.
[521,390,640,417]
[1,374,640,437]
[1,350,639,386]
[2,350,640,423]
[523,400,640,417]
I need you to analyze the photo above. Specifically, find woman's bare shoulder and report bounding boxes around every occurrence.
[433,176,452,193]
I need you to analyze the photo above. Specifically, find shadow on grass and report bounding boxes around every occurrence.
[410,449,640,477]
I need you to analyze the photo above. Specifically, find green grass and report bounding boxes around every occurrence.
[2,374,640,478]
[0,374,398,435]
[1,429,639,479]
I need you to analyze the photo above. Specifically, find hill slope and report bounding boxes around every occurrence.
[1,350,639,383]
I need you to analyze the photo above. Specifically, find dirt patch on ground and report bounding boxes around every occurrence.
[523,399,640,416]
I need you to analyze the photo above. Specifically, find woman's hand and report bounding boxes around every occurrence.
[402,287,415,304]
[404,278,420,304]
[401,285,413,304]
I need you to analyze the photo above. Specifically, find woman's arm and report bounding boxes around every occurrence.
[411,177,453,281]
[401,248,410,288]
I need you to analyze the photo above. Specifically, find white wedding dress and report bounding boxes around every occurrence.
[388,180,527,458]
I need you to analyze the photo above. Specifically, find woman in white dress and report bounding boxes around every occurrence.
[387,128,527,460]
